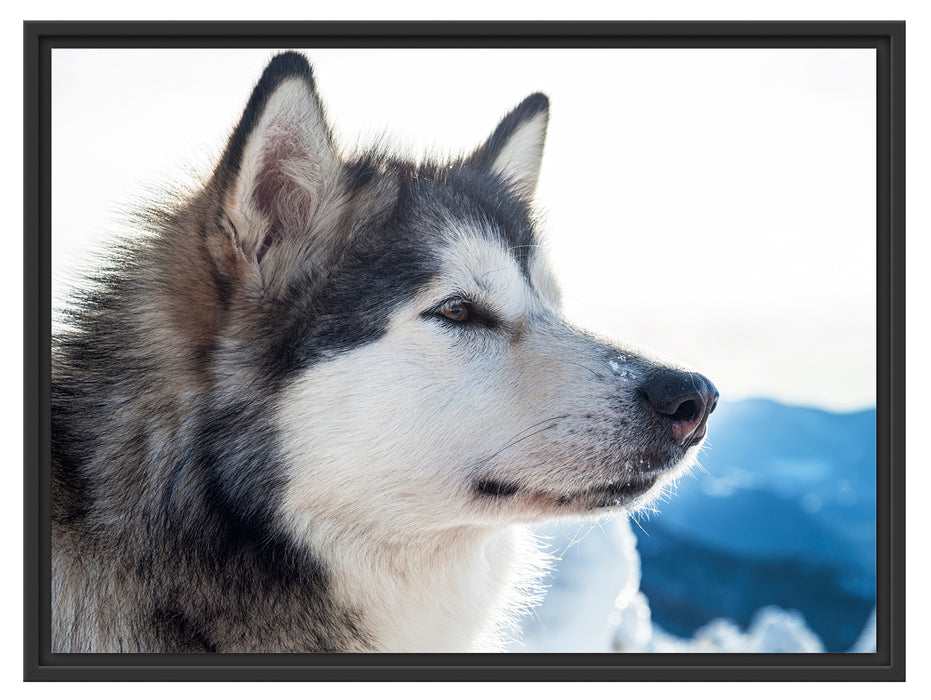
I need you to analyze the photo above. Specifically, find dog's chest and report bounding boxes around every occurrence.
[328,527,541,652]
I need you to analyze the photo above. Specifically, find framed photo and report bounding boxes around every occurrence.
[24,21,904,681]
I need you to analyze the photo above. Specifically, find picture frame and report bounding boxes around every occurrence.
[24,20,905,681]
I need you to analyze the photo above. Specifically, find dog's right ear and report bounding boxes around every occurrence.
[468,92,549,201]
[216,52,339,271]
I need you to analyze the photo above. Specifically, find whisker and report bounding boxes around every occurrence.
[506,243,545,253]
[477,266,517,281]
[629,514,650,537]
[558,521,587,558]
[559,359,606,380]
[470,415,569,473]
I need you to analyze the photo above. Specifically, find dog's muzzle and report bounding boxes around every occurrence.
[639,369,719,447]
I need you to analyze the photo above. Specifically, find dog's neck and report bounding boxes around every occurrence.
[300,522,545,652]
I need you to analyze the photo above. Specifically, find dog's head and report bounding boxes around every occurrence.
[194,53,717,537]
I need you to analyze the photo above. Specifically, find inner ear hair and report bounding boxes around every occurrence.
[217,53,340,271]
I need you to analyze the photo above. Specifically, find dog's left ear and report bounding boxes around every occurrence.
[468,93,549,200]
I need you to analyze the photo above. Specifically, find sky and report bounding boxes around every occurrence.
[51,48,876,410]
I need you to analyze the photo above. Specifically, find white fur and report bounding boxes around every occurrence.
[276,233,540,650]
[277,230,702,651]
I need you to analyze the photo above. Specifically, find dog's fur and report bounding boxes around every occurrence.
[52,52,714,653]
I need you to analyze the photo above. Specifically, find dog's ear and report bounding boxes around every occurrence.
[469,93,549,200]
[217,52,339,270]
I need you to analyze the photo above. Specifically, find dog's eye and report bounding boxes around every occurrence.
[440,300,471,322]
[424,297,499,330]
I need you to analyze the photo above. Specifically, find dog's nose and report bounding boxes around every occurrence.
[640,370,719,446]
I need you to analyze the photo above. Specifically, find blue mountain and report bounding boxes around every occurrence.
[636,398,876,651]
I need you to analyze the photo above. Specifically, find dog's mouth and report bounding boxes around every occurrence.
[475,465,671,513]
[470,406,710,517]
[557,474,662,510]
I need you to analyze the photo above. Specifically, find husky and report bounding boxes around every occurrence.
[51,52,718,653]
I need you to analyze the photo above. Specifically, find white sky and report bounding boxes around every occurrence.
[52,48,876,410]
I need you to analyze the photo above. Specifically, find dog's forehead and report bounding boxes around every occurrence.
[400,166,538,270]
[437,225,527,296]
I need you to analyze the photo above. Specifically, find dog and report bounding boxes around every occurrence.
[51,52,718,653]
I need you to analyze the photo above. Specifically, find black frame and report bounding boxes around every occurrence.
[24,21,905,681]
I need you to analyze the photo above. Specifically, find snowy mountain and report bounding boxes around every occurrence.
[513,398,876,653]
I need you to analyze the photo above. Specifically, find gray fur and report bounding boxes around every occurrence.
[52,52,716,653]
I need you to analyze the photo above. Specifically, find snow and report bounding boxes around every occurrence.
[848,608,877,653]
[514,517,840,653]
[508,517,640,652]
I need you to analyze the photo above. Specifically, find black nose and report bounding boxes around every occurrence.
[640,369,719,446]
